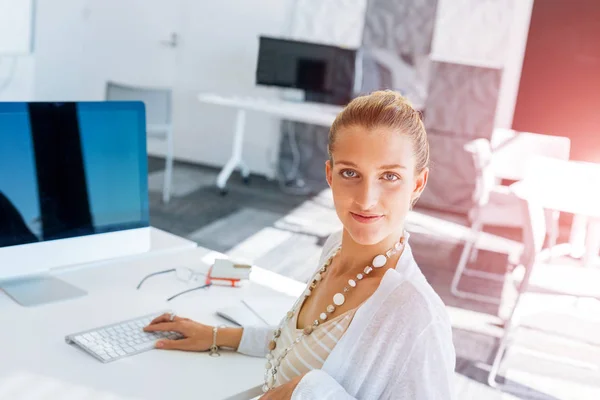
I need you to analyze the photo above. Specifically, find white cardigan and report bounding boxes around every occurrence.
[237,231,456,399]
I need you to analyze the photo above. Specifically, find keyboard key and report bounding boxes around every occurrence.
[133,343,151,351]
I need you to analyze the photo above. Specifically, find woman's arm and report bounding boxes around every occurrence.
[217,327,243,349]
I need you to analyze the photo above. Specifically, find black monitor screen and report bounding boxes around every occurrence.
[256,36,356,105]
[0,102,149,249]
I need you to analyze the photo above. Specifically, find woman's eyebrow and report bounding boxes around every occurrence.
[379,164,407,170]
[335,161,358,167]
[336,161,407,170]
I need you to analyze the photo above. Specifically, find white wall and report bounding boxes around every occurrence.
[33,0,89,101]
[0,0,35,100]
[172,0,291,176]
[0,56,35,100]
[6,0,294,177]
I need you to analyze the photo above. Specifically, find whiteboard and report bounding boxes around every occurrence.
[0,0,34,54]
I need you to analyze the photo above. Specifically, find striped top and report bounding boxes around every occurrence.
[272,298,360,388]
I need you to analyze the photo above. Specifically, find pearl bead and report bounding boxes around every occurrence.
[327,305,335,313]
[357,273,363,280]
[313,320,319,326]
[303,326,314,335]
[263,384,269,393]
[364,266,373,274]
[386,249,395,258]
[304,288,311,296]
[266,353,273,360]
[395,241,403,250]
[373,254,387,268]
[333,293,345,306]
[320,312,328,321]
[315,273,322,282]
[287,311,294,319]
[348,279,356,287]
[265,361,272,369]
[267,375,274,386]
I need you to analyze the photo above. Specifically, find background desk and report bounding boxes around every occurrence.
[518,158,600,267]
[0,229,305,400]
[197,94,343,194]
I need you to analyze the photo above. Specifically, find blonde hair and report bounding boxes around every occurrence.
[328,90,429,174]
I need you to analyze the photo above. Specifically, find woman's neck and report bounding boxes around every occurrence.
[329,228,405,279]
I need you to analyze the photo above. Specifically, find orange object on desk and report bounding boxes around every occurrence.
[204,259,252,287]
[205,266,242,287]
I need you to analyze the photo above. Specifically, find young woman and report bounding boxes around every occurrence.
[145,91,456,399]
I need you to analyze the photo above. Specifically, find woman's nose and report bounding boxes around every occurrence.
[354,181,379,210]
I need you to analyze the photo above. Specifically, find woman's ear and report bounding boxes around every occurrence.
[412,167,429,201]
[325,160,333,187]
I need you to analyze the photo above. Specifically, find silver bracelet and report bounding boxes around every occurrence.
[209,325,226,357]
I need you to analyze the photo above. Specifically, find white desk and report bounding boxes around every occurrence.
[1,229,305,400]
[197,94,343,194]
[518,157,600,267]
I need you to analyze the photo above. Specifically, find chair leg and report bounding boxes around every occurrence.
[163,130,174,204]
[451,221,502,304]
[469,247,479,263]
[451,230,475,296]
[546,210,559,262]
[488,286,525,388]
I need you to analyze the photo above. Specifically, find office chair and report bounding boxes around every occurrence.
[106,82,174,203]
[451,130,570,304]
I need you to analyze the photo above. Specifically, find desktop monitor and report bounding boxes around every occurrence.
[256,36,357,106]
[0,101,150,305]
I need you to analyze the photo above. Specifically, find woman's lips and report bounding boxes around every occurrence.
[350,212,383,224]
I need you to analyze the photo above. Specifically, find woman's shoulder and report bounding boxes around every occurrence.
[380,266,452,336]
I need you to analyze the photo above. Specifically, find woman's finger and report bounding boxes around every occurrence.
[147,313,185,326]
[143,322,182,333]
[155,338,195,351]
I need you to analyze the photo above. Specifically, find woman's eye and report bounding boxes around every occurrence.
[340,169,357,178]
[383,172,400,181]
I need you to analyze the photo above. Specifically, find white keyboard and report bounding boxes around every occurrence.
[65,311,183,363]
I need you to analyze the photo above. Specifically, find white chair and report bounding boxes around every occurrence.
[106,82,174,203]
[451,130,571,304]
[487,164,600,387]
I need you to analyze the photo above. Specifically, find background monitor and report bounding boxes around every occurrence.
[256,36,357,105]
[0,101,150,305]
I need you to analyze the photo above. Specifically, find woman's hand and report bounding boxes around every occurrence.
[258,374,305,400]
[144,313,215,351]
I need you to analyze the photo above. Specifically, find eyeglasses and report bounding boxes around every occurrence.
[136,267,211,301]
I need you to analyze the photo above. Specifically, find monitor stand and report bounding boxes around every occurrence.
[1,275,87,307]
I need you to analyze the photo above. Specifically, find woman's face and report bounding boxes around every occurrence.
[326,125,428,246]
